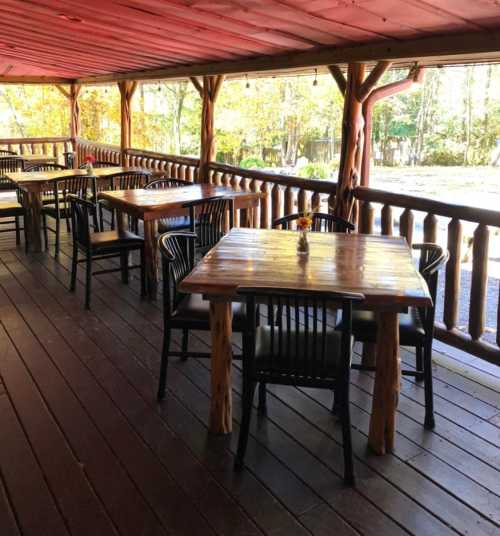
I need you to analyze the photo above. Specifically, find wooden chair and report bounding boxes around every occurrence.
[98,170,151,230]
[0,157,24,191]
[145,177,192,232]
[68,194,145,309]
[63,151,74,169]
[24,163,67,172]
[273,212,354,233]
[157,231,246,400]
[0,197,25,247]
[184,196,234,256]
[235,287,364,485]
[348,243,449,429]
[42,175,93,256]
[78,160,117,169]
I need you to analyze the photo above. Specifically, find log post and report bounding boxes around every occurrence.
[191,75,224,184]
[56,83,81,167]
[118,80,138,166]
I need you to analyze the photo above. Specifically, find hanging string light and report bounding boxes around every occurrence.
[157,82,162,92]
[312,68,318,87]
[245,74,250,90]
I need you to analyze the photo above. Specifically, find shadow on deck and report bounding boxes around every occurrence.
[0,227,499,536]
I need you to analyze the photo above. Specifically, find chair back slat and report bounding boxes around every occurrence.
[184,196,234,254]
[239,287,364,384]
[145,178,189,189]
[273,212,354,233]
[159,232,197,319]
[68,194,95,249]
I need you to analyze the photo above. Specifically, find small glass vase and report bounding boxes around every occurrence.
[86,164,94,175]
[297,230,309,256]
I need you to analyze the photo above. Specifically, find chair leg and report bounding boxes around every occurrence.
[235,381,256,470]
[157,327,171,401]
[85,255,92,310]
[415,345,424,382]
[65,214,71,233]
[15,216,20,245]
[120,251,129,284]
[43,214,48,250]
[139,247,146,298]
[339,385,355,486]
[181,329,189,361]
[423,341,435,430]
[110,210,115,230]
[55,215,60,257]
[70,244,78,292]
[258,382,267,415]
[99,204,104,231]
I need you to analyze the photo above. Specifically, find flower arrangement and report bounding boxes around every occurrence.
[84,154,96,174]
[296,212,313,255]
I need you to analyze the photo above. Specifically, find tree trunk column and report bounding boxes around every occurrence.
[191,75,224,184]
[334,63,365,222]
[118,80,137,166]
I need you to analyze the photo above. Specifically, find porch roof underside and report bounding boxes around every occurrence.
[0,0,499,84]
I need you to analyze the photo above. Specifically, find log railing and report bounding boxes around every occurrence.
[3,136,498,364]
[0,136,73,162]
[207,162,337,228]
[355,186,500,365]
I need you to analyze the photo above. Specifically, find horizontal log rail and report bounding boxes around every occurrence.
[0,136,73,161]
[5,136,498,365]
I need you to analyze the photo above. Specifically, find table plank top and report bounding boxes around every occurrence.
[98,185,262,219]
[6,166,144,186]
[180,228,432,308]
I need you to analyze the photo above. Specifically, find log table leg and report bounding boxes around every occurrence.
[24,190,43,253]
[209,299,233,434]
[368,311,400,454]
[143,220,158,299]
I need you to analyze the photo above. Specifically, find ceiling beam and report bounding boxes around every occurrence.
[76,30,500,84]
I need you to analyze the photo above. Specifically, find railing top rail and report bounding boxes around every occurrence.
[76,138,121,152]
[0,136,72,144]
[125,147,199,166]
[209,162,338,194]
[354,186,500,227]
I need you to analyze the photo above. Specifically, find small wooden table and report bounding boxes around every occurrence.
[6,166,143,252]
[180,228,431,454]
[98,185,262,299]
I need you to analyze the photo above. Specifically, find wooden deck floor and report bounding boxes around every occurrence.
[0,227,500,536]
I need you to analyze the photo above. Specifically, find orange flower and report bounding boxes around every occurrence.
[297,214,312,230]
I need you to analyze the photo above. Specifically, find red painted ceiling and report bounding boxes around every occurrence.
[0,0,499,80]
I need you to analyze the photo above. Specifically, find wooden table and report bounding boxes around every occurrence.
[6,166,143,252]
[179,227,432,454]
[98,184,262,299]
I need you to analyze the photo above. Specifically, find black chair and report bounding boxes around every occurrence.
[42,175,93,256]
[145,177,192,232]
[235,287,364,485]
[24,164,69,206]
[184,196,234,256]
[0,149,17,156]
[24,163,67,172]
[63,151,75,169]
[0,198,25,246]
[98,170,151,231]
[348,243,449,429]
[157,231,246,401]
[273,212,354,233]
[68,194,145,309]
[0,157,24,191]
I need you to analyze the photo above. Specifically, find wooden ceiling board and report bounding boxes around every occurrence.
[0,0,498,82]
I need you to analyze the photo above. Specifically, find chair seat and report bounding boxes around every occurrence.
[158,216,191,233]
[172,293,245,329]
[90,229,144,251]
[350,308,425,345]
[254,326,351,376]
[0,201,24,216]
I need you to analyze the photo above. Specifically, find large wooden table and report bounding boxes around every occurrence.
[6,166,142,252]
[180,227,432,455]
[99,184,262,299]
